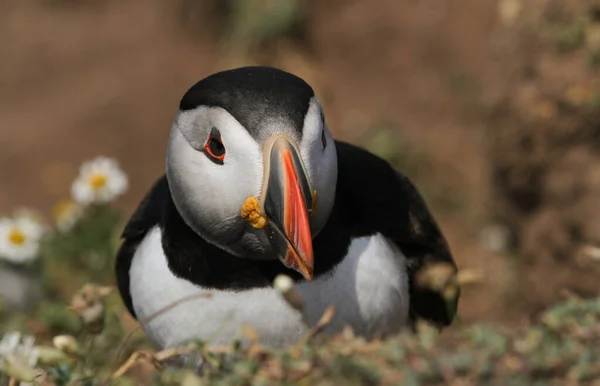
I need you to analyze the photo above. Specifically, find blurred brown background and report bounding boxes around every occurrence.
[1,0,599,328]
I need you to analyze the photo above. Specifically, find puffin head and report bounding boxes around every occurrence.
[166,66,337,282]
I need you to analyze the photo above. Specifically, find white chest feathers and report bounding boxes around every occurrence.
[129,227,410,349]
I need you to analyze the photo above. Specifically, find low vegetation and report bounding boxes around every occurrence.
[0,156,597,385]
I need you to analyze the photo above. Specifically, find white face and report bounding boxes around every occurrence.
[166,97,338,259]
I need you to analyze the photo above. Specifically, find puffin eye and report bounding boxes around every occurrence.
[204,128,226,162]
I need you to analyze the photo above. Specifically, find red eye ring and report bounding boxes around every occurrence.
[204,133,226,161]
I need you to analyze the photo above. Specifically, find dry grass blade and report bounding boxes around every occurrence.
[111,351,159,379]
[112,344,199,380]
[242,325,260,345]
[105,324,141,380]
[153,343,198,362]
[456,269,484,286]
[295,305,335,348]
[139,292,213,327]
[415,263,457,292]
[106,292,213,382]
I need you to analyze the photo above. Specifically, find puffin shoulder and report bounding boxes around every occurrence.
[115,175,170,319]
[334,140,459,328]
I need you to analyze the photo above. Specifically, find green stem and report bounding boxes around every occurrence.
[77,334,96,377]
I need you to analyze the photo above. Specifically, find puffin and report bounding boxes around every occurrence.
[115,66,459,350]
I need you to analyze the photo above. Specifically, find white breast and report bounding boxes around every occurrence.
[129,227,410,349]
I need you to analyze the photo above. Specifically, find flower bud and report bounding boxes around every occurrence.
[52,335,80,355]
[274,274,304,312]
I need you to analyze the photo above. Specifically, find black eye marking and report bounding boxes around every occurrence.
[203,127,226,164]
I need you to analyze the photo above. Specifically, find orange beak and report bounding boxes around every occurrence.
[261,136,314,281]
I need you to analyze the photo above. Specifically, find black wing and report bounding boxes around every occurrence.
[335,141,459,328]
[115,175,170,319]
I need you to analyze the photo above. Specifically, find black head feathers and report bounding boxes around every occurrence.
[179,66,315,140]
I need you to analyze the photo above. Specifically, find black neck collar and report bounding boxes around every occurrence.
[161,188,351,290]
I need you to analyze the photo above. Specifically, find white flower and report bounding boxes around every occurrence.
[52,199,84,233]
[0,213,46,264]
[0,332,39,369]
[71,156,128,205]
